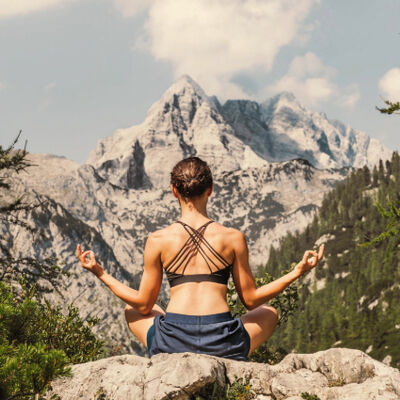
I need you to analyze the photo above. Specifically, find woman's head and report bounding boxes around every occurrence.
[170,156,213,200]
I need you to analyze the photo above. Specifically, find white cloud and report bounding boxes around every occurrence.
[379,68,400,101]
[44,81,56,91]
[0,0,76,18]
[131,0,319,100]
[268,52,359,107]
[339,83,360,107]
[113,0,155,17]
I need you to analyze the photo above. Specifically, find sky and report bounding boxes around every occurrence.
[0,0,399,164]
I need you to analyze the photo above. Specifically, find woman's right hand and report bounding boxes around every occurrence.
[294,244,325,276]
[76,244,104,277]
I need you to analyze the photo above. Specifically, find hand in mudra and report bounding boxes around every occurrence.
[295,244,325,275]
[76,244,104,276]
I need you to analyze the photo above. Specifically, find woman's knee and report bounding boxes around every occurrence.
[124,304,134,313]
[260,305,279,325]
[242,304,279,326]
[125,303,164,322]
[124,304,141,322]
[268,305,279,320]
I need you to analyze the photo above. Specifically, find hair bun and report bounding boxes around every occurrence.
[170,157,213,199]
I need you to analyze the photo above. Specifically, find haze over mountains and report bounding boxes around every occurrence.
[4,75,392,353]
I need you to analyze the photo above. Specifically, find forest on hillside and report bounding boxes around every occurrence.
[259,151,400,369]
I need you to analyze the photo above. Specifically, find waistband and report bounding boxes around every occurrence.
[164,311,233,325]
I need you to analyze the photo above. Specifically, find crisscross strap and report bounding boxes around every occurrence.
[164,220,233,287]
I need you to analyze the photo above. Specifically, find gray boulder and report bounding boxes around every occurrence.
[46,348,400,400]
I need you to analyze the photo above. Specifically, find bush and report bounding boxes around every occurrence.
[0,281,104,399]
[227,270,299,363]
[194,376,254,400]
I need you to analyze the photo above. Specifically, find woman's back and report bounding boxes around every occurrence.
[76,155,323,362]
[154,219,238,315]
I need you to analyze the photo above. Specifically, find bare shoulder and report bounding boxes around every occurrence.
[211,222,246,246]
[146,222,182,245]
[145,227,167,248]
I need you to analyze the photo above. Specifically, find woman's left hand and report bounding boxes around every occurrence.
[76,244,104,276]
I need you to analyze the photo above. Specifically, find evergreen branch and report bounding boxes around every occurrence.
[358,226,400,247]
[0,131,36,192]
[0,254,70,299]
[376,97,400,115]
[0,130,31,173]
[6,391,37,400]
[0,214,36,234]
[376,201,391,218]
[0,134,104,399]
[357,199,400,247]
[0,196,51,238]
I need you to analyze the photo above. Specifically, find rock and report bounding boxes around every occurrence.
[270,369,328,399]
[46,348,400,400]
[284,397,303,400]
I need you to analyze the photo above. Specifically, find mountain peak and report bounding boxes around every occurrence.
[161,75,208,101]
[261,90,305,118]
[145,75,215,120]
[268,91,303,108]
[274,91,297,101]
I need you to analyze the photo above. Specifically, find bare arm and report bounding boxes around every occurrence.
[231,231,324,310]
[76,232,163,315]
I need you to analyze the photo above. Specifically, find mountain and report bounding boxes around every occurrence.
[87,75,391,190]
[87,75,268,190]
[223,91,389,169]
[3,75,393,355]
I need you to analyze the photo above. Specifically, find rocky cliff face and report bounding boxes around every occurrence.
[87,75,391,190]
[87,75,268,190]
[46,348,400,400]
[4,75,393,355]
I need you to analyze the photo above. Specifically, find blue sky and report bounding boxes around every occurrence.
[1,0,399,164]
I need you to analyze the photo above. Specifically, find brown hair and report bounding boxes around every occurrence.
[170,156,213,199]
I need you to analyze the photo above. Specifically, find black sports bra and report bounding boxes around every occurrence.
[163,220,233,288]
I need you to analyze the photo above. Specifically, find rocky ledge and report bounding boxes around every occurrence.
[46,348,400,400]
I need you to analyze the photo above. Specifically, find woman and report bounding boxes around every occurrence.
[77,156,324,361]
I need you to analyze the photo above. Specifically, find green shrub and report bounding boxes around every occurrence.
[227,270,299,363]
[225,377,253,400]
[193,376,254,400]
[0,281,104,399]
[301,393,321,400]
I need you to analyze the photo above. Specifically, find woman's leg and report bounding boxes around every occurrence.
[240,305,279,355]
[124,303,165,348]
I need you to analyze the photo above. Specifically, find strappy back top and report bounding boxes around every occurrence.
[163,220,233,287]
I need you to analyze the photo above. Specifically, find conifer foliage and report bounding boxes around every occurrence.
[259,151,400,368]
[0,131,67,297]
[0,134,104,400]
[376,98,400,115]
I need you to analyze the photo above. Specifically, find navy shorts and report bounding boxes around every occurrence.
[146,311,251,361]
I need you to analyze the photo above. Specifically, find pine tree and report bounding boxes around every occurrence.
[0,132,69,297]
[260,153,400,368]
[0,134,104,400]
[372,165,379,187]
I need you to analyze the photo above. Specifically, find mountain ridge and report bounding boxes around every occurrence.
[87,75,391,191]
